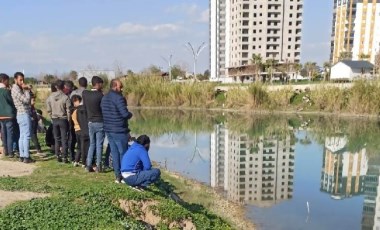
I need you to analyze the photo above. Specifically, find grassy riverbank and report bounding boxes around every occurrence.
[0,136,232,229]
[122,77,380,115]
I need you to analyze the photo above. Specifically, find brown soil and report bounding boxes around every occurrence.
[119,199,196,230]
[0,157,49,209]
[0,191,49,209]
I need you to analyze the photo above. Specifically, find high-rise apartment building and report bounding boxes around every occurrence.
[210,0,304,82]
[330,0,380,64]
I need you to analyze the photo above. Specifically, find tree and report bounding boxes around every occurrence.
[294,63,302,82]
[43,74,57,84]
[264,59,277,83]
[145,65,162,76]
[359,53,370,61]
[339,51,352,61]
[24,77,38,85]
[114,60,124,78]
[170,65,186,79]
[69,70,78,81]
[203,69,210,79]
[126,69,135,77]
[304,62,317,80]
[250,54,263,82]
[323,61,331,81]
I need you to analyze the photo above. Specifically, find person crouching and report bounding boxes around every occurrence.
[120,135,160,190]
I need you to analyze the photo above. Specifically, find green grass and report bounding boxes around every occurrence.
[0,135,231,230]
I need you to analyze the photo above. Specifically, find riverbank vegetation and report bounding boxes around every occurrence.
[0,136,231,229]
[122,76,380,115]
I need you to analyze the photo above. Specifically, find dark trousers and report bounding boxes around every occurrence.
[30,119,41,152]
[68,122,76,161]
[0,119,14,156]
[75,132,89,164]
[52,118,69,160]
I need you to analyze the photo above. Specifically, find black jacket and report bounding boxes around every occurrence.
[77,105,89,136]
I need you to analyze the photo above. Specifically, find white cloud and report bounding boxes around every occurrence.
[89,22,180,37]
[197,9,209,23]
[166,3,208,24]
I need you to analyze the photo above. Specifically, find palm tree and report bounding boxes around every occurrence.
[323,61,331,81]
[251,54,263,82]
[304,62,317,80]
[294,63,302,82]
[264,58,277,83]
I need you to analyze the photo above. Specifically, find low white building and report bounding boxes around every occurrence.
[330,60,374,81]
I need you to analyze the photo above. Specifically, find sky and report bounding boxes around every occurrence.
[0,0,333,76]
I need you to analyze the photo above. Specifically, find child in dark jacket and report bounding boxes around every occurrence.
[72,95,89,167]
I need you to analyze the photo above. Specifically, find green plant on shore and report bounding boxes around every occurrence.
[0,133,231,230]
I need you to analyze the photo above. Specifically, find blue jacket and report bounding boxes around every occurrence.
[100,90,132,133]
[121,142,152,173]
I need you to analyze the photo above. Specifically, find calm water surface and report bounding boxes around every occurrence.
[130,109,380,230]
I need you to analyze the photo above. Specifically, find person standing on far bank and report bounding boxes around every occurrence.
[101,79,133,183]
[11,72,33,163]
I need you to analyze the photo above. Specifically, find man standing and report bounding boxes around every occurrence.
[11,72,33,163]
[70,77,87,98]
[121,135,161,190]
[101,79,133,183]
[46,80,71,163]
[0,73,16,158]
[82,76,104,172]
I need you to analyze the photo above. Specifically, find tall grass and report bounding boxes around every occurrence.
[122,76,216,108]
[33,79,380,115]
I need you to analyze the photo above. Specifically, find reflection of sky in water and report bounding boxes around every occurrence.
[149,132,211,184]
[248,131,363,230]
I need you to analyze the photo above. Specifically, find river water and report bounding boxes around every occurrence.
[129,109,380,230]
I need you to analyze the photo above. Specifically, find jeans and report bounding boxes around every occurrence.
[16,114,31,158]
[87,122,104,168]
[124,168,161,187]
[0,119,14,156]
[106,132,129,178]
[52,118,69,159]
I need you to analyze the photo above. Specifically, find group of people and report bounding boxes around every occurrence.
[0,72,160,190]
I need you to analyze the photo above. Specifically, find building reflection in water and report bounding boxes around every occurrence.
[362,153,380,230]
[210,124,295,207]
[321,136,368,199]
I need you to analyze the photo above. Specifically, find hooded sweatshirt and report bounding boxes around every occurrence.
[46,90,71,119]
[0,83,16,119]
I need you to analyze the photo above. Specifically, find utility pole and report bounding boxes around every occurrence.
[161,54,173,81]
[185,42,207,81]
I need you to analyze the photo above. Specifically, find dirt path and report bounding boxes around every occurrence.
[0,157,49,209]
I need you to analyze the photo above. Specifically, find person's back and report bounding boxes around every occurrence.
[101,79,133,183]
[121,142,152,173]
[82,90,103,122]
[82,76,104,173]
[46,91,70,119]
[46,80,71,163]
